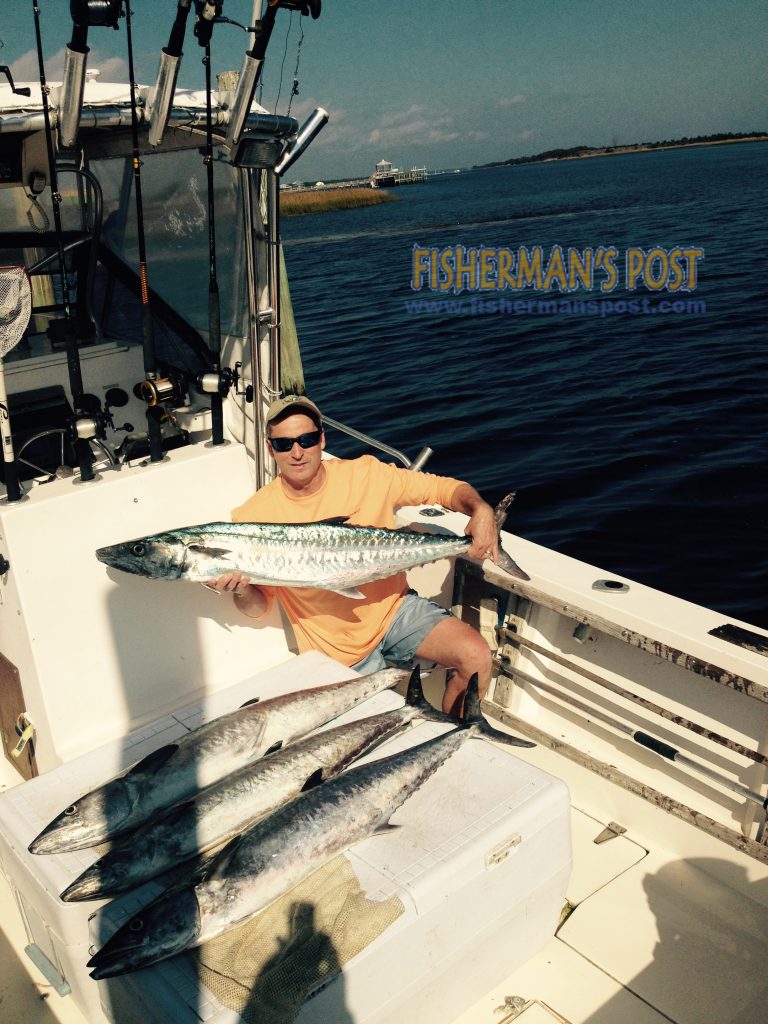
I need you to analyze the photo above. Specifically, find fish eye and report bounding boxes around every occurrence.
[132,543,145,556]
[64,805,78,816]
[129,917,144,932]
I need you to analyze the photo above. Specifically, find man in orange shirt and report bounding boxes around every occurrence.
[212,394,501,715]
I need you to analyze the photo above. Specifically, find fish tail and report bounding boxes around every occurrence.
[404,666,456,724]
[493,491,531,581]
[461,673,535,748]
[496,547,531,582]
[493,491,516,529]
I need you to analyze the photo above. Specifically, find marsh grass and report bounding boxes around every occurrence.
[281,187,398,216]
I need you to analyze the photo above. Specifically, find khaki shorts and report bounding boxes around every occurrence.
[352,590,453,674]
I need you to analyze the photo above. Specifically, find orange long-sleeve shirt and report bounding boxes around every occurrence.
[232,455,463,665]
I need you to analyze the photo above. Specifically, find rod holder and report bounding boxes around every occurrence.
[275,107,329,177]
[58,44,89,148]
[225,52,263,150]
[408,447,434,473]
[148,50,182,148]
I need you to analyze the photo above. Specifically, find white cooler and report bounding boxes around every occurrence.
[0,652,571,1024]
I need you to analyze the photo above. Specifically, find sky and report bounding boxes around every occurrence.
[2,1,766,181]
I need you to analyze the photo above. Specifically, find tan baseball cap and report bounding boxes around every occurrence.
[265,394,323,427]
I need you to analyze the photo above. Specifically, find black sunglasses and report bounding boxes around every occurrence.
[269,429,323,453]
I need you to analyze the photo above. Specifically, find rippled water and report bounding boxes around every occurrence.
[281,143,768,628]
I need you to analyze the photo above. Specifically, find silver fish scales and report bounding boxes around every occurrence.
[61,704,426,901]
[95,515,529,598]
[29,667,409,855]
[87,676,534,979]
[87,726,477,978]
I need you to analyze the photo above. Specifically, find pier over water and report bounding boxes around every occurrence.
[370,159,427,188]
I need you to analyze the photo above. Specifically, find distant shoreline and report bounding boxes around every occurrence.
[479,132,768,170]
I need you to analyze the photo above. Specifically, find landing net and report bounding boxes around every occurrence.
[0,266,32,356]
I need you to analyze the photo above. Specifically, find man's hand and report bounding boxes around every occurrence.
[464,501,499,563]
[451,484,499,563]
[208,571,252,594]
[208,573,268,618]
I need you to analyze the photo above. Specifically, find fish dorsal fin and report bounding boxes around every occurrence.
[301,767,325,792]
[405,665,455,723]
[128,744,179,776]
[315,515,351,526]
[187,544,233,559]
[461,673,483,725]
[405,666,425,707]
[239,697,260,708]
[264,740,283,755]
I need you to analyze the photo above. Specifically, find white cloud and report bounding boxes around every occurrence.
[379,103,424,127]
[10,46,128,85]
[364,106,459,150]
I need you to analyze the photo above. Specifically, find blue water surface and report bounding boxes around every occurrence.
[281,143,768,628]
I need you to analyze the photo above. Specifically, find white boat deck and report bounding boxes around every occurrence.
[3,730,767,1024]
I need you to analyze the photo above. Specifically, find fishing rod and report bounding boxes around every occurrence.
[30,0,96,483]
[194,2,322,444]
[513,668,768,813]
[195,3,225,446]
[149,2,232,447]
[123,0,164,463]
[226,0,321,150]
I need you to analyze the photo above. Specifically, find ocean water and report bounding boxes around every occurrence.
[280,143,768,629]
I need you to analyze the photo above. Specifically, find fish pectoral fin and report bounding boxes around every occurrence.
[186,544,234,560]
[239,697,260,708]
[301,767,325,792]
[206,834,244,880]
[372,823,401,835]
[128,743,179,776]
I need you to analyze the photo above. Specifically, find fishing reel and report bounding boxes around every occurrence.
[69,1,122,28]
[71,389,133,444]
[268,0,322,17]
[14,390,133,484]
[0,66,31,98]
[196,362,253,403]
[133,367,191,410]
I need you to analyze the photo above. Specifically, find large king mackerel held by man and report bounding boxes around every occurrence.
[29,667,410,855]
[88,678,534,979]
[61,702,435,901]
[95,513,529,598]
